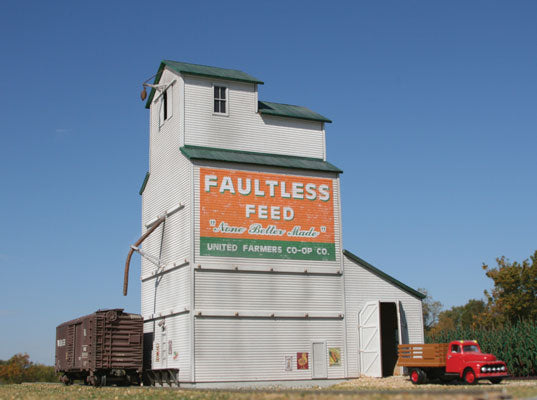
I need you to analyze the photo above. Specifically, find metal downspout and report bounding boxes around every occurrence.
[123,216,166,296]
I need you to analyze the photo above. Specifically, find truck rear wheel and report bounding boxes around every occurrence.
[463,368,477,385]
[410,368,426,384]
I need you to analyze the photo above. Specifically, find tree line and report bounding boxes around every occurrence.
[422,250,537,333]
[0,354,57,384]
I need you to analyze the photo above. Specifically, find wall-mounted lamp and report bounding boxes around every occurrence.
[140,73,167,101]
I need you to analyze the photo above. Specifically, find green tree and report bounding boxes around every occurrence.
[432,299,486,333]
[481,250,537,325]
[419,288,443,332]
[0,354,57,384]
[0,353,31,384]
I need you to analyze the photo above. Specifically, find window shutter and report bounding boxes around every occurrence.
[159,95,165,127]
[166,87,173,119]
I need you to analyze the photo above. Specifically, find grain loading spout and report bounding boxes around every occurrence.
[123,203,183,296]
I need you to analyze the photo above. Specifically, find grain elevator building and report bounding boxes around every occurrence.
[136,60,425,384]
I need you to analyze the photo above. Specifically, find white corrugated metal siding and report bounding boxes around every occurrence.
[343,254,424,378]
[194,318,345,381]
[142,68,193,381]
[183,76,325,159]
[195,271,342,312]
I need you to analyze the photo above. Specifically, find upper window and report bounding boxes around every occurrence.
[451,344,461,353]
[158,86,173,128]
[213,85,227,114]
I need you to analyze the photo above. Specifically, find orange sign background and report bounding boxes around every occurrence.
[200,167,335,244]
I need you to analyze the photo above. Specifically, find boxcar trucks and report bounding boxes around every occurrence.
[398,340,508,385]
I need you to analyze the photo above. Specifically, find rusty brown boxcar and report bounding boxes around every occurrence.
[55,309,143,386]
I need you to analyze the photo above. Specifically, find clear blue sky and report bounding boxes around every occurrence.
[1,1,536,365]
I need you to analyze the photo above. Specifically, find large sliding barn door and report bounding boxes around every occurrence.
[359,301,382,377]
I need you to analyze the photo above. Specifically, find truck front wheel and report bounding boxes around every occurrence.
[463,368,477,385]
[410,368,426,384]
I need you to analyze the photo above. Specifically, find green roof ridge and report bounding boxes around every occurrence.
[343,249,426,300]
[180,145,342,173]
[258,100,332,123]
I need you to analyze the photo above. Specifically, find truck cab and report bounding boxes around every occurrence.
[445,340,508,384]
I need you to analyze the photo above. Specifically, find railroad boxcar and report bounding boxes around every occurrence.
[55,309,143,386]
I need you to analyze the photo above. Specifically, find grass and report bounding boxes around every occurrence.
[1,378,537,400]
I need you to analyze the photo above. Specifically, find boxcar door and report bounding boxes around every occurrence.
[359,301,382,377]
[74,323,84,369]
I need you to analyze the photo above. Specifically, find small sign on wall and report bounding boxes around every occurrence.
[297,352,309,370]
[329,347,341,366]
[285,355,293,371]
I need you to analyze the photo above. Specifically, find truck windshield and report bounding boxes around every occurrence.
[463,345,480,353]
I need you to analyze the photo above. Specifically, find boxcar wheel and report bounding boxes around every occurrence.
[90,375,100,387]
[60,374,71,385]
[463,368,477,385]
[410,368,425,384]
[489,378,503,384]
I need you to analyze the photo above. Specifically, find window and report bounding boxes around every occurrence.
[451,344,461,353]
[214,85,227,114]
[463,345,480,353]
[158,86,173,127]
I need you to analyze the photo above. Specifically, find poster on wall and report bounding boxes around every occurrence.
[199,167,336,261]
[329,347,341,366]
[297,352,309,370]
[285,355,293,371]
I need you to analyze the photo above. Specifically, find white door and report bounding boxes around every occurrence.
[396,301,408,345]
[160,331,168,368]
[312,341,327,379]
[359,301,382,377]
[395,301,408,375]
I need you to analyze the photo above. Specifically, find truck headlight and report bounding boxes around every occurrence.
[501,366,505,371]
[481,366,486,373]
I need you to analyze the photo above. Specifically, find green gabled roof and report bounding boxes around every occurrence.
[343,250,426,300]
[258,101,332,123]
[180,145,342,173]
[145,60,264,108]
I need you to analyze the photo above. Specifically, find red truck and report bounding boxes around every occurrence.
[398,340,508,385]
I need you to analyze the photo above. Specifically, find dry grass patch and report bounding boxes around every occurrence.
[0,378,536,400]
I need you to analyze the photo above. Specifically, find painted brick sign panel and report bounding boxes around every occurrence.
[200,167,336,260]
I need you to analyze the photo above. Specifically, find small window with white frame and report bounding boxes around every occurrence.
[213,85,227,115]
[158,85,173,128]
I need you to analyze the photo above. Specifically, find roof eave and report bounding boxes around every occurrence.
[343,249,426,300]
[180,145,343,174]
[144,62,166,109]
[258,109,332,124]
[180,71,264,85]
